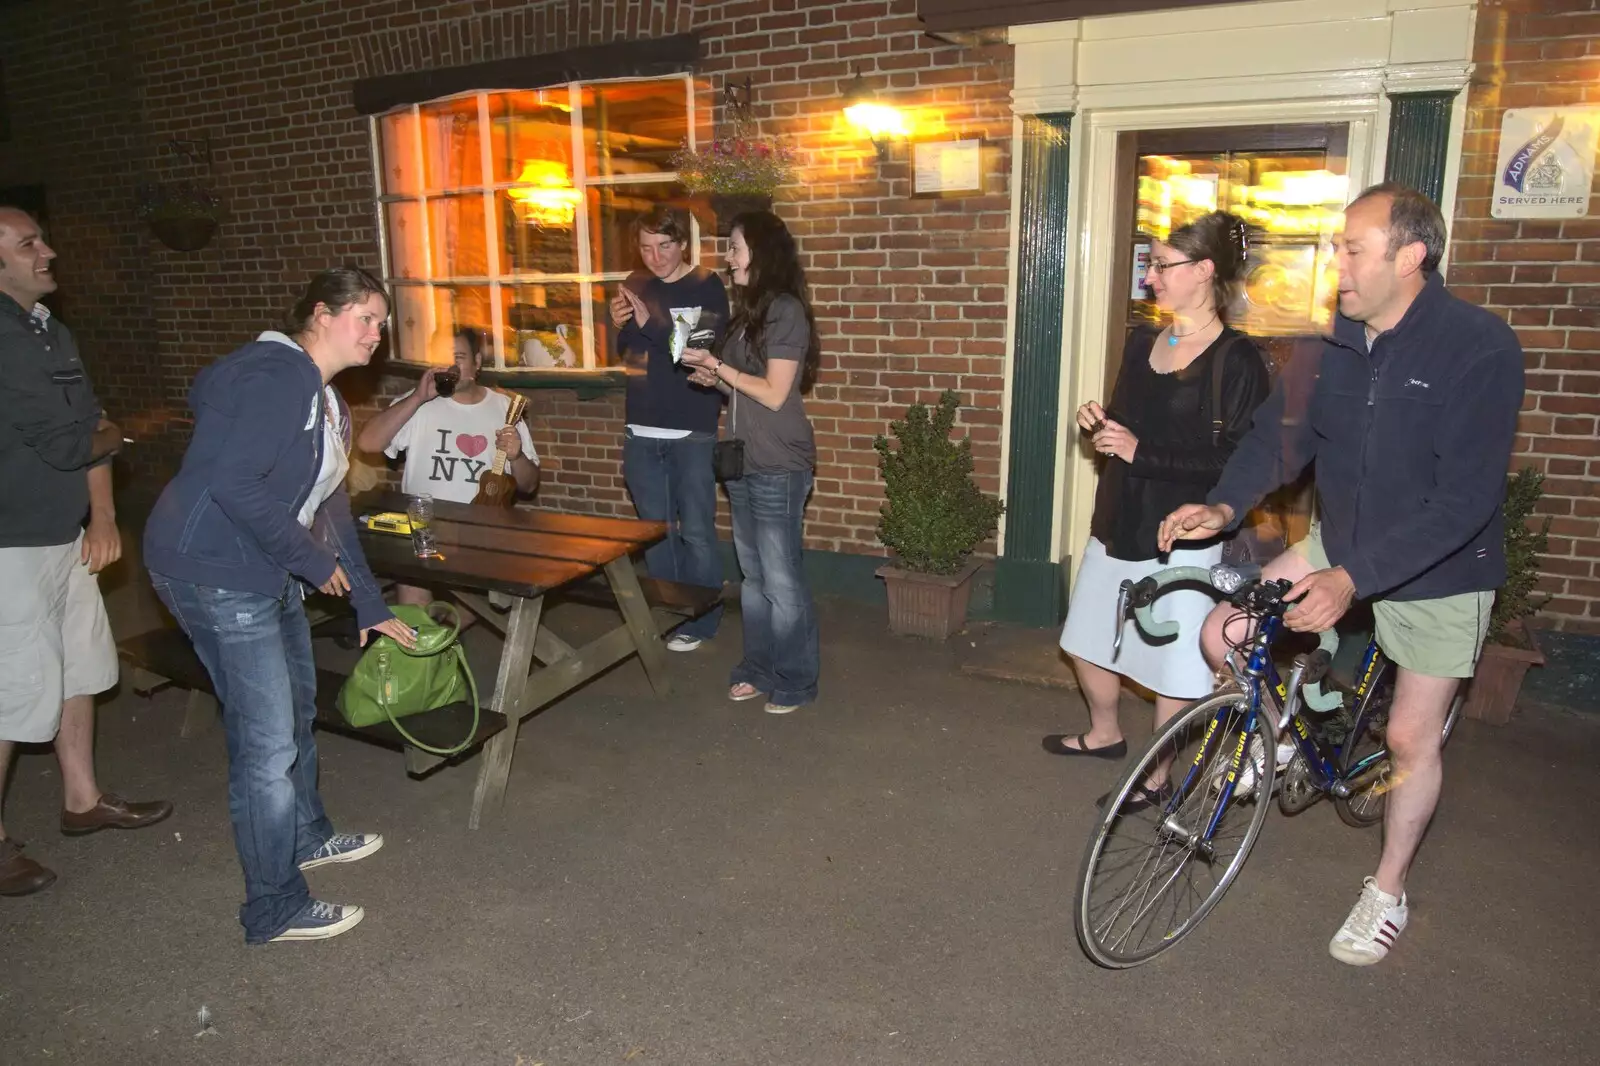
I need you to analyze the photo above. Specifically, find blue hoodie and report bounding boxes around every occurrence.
[1209,273,1525,603]
[144,336,393,630]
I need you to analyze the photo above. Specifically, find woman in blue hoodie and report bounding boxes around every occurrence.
[144,268,413,945]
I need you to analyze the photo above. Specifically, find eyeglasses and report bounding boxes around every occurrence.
[1148,258,1196,275]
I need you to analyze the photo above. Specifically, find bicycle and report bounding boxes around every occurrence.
[1073,562,1463,969]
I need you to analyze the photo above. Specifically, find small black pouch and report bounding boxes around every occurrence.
[713,373,744,482]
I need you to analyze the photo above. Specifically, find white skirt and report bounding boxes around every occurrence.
[1059,537,1223,701]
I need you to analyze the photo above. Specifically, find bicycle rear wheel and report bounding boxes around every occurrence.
[1074,687,1276,968]
[1335,662,1464,829]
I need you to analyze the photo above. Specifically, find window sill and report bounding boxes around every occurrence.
[386,362,628,399]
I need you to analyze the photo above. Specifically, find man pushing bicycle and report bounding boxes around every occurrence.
[1160,182,1525,966]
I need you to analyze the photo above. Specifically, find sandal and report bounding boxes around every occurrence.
[729,683,764,702]
[1041,733,1128,759]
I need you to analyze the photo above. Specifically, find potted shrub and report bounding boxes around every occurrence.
[873,390,1005,639]
[136,181,222,251]
[670,122,796,236]
[1462,467,1550,725]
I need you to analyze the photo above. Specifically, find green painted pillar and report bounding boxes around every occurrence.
[994,112,1073,627]
[1385,91,1458,205]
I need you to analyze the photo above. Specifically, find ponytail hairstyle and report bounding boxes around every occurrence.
[1164,211,1251,322]
[721,210,822,393]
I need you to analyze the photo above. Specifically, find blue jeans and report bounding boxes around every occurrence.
[726,470,819,706]
[622,430,724,640]
[149,573,332,944]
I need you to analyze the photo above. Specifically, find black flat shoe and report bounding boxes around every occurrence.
[1042,733,1128,759]
[1095,781,1175,814]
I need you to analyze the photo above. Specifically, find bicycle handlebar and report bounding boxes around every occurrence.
[1123,564,1342,713]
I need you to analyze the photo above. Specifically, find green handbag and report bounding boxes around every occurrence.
[336,603,480,756]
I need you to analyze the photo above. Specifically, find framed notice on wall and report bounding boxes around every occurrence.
[1493,108,1600,219]
[912,138,984,198]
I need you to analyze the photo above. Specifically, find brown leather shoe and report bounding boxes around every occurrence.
[60,793,174,836]
[0,839,57,897]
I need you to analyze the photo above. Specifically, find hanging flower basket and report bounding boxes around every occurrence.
[671,126,794,236]
[148,215,218,251]
[136,181,222,252]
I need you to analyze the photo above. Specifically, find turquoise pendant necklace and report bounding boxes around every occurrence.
[1167,313,1218,347]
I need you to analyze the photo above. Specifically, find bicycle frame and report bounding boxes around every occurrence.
[1162,617,1389,843]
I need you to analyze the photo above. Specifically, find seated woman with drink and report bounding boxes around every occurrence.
[356,326,540,607]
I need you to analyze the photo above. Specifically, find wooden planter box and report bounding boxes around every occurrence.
[876,560,981,640]
[1461,621,1546,726]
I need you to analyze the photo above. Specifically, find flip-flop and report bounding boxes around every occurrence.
[1041,733,1128,759]
[729,683,764,702]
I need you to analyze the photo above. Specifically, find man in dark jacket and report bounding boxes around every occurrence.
[0,206,172,898]
[1161,183,1525,966]
[609,206,730,651]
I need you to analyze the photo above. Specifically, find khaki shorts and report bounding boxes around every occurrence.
[0,536,119,743]
[1295,525,1493,680]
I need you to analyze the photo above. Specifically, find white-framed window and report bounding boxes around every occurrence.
[371,74,696,373]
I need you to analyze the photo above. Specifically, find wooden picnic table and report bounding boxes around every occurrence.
[351,491,670,829]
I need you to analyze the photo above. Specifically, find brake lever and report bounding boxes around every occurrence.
[1112,579,1132,660]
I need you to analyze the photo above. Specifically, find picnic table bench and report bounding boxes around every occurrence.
[119,494,720,829]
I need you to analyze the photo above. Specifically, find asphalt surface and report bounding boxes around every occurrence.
[2,571,1597,1066]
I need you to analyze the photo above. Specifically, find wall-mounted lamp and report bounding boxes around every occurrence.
[842,72,906,161]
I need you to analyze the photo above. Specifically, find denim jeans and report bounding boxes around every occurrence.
[725,470,819,706]
[149,573,332,944]
[622,429,724,640]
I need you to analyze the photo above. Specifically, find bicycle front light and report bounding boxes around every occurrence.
[1209,563,1260,595]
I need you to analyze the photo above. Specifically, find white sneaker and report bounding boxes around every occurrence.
[667,635,703,652]
[1329,877,1409,966]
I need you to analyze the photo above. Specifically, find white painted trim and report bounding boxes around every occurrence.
[1383,62,1474,94]
[1058,100,1382,574]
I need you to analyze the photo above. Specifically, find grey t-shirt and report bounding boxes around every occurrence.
[720,294,815,472]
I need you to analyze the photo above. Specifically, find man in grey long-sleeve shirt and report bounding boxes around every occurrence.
[1160,184,1525,967]
[0,206,171,898]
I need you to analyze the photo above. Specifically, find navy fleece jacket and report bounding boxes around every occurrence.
[1209,273,1525,602]
[143,338,393,630]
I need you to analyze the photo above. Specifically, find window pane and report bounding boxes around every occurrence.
[503,284,585,368]
[385,202,427,280]
[380,111,421,196]
[489,90,575,185]
[421,96,483,192]
[588,182,689,275]
[391,284,492,366]
[428,194,489,279]
[499,189,579,276]
[583,79,688,179]
[589,282,618,368]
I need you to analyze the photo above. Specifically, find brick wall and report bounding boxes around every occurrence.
[0,0,1014,556]
[1454,0,1600,634]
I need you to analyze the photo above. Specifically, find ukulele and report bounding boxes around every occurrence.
[470,393,529,508]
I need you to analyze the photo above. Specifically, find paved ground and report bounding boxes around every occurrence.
[3,562,1598,1066]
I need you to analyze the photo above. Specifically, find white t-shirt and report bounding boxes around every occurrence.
[384,389,539,503]
[298,386,349,527]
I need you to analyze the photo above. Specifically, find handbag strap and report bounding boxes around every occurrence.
[1209,333,1249,447]
[374,644,481,756]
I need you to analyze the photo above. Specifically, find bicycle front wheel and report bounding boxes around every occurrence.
[1074,687,1276,969]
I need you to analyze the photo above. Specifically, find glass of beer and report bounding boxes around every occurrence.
[433,366,460,397]
[406,494,439,558]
